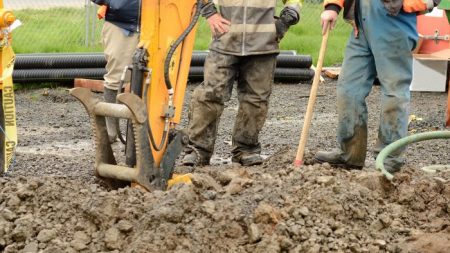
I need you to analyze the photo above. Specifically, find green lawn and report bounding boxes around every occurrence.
[13,8,103,53]
[12,4,352,66]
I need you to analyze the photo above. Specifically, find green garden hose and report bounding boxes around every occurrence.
[420,165,450,174]
[375,131,450,180]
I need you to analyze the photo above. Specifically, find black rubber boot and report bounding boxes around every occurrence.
[314,149,363,169]
[232,153,264,166]
[181,147,210,167]
[103,87,118,143]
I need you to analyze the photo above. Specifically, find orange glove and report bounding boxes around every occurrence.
[97,5,108,19]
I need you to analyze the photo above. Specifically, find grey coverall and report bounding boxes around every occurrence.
[187,0,300,162]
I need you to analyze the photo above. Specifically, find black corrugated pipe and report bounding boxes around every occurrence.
[190,54,312,68]
[15,55,106,69]
[14,51,303,70]
[189,66,315,83]
[12,68,106,83]
[16,50,296,57]
[12,67,314,83]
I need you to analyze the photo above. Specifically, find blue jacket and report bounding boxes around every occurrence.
[91,0,140,33]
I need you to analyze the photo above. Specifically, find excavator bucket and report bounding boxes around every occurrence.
[71,0,201,191]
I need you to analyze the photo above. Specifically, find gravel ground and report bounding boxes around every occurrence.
[0,79,449,253]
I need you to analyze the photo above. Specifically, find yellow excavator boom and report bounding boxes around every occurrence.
[71,0,201,190]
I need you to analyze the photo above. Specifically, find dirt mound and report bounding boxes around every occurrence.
[1,149,449,253]
[4,84,449,252]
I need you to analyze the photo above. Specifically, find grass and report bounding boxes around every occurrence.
[12,4,352,66]
[13,8,103,53]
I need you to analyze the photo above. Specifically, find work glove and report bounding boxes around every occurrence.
[275,6,300,42]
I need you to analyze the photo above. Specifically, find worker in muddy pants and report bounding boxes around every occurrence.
[315,0,439,172]
[182,0,301,166]
[92,0,140,143]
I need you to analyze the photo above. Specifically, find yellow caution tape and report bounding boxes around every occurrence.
[1,27,17,173]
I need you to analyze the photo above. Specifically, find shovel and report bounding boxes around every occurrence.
[294,25,331,167]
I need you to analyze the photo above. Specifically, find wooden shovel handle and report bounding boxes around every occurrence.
[294,25,330,167]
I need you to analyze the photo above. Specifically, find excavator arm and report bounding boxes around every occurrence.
[71,0,203,191]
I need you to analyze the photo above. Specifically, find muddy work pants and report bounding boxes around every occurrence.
[336,0,417,167]
[102,21,139,91]
[187,50,277,160]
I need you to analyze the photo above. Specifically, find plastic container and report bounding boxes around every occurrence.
[417,8,450,54]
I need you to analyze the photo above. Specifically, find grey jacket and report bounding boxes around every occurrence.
[202,0,301,56]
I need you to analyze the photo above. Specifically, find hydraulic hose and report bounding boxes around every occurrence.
[163,0,203,91]
[375,131,450,180]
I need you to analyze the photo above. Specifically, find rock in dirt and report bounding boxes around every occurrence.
[37,229,57,243]
[254,203,280,224]
[1,209,17,221]
[117,220,133,233]
[254,236,280,253]
[22,242,39,253]
[189,174,221,191]
[225,177,253,195]
[399,232,450,253]
[315,176,335,186]
[248,223,262,243]
[104,228,121,250]
[201,200,216,215]
[298,206,309,217]
[70,231,91,251]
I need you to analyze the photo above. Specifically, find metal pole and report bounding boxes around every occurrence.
[85,0,90,47]
[91,4,97,47]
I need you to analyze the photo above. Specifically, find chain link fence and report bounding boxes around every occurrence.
[6,0,349,55]
[5,0,102,53]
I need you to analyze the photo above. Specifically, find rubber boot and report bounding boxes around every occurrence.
[315,149,363,169]
[181,147,210,167]
[103,87,118,143]
[232,153,263,166]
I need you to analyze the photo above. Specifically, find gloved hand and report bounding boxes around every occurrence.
[275,6,300,42]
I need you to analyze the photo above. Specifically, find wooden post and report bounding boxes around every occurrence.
[74,78,104,92]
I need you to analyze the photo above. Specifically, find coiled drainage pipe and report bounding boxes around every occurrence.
[189,66,315,82]
[190,54,313,68]
[13,68,106,82]
[375,130,450,180]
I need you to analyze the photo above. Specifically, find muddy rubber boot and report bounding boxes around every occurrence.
[103,87,118,143]
[232,153,263,166]
[181,150,210,167]
[315,149,363,169]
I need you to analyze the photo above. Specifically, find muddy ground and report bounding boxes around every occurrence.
[1,79,449,253]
